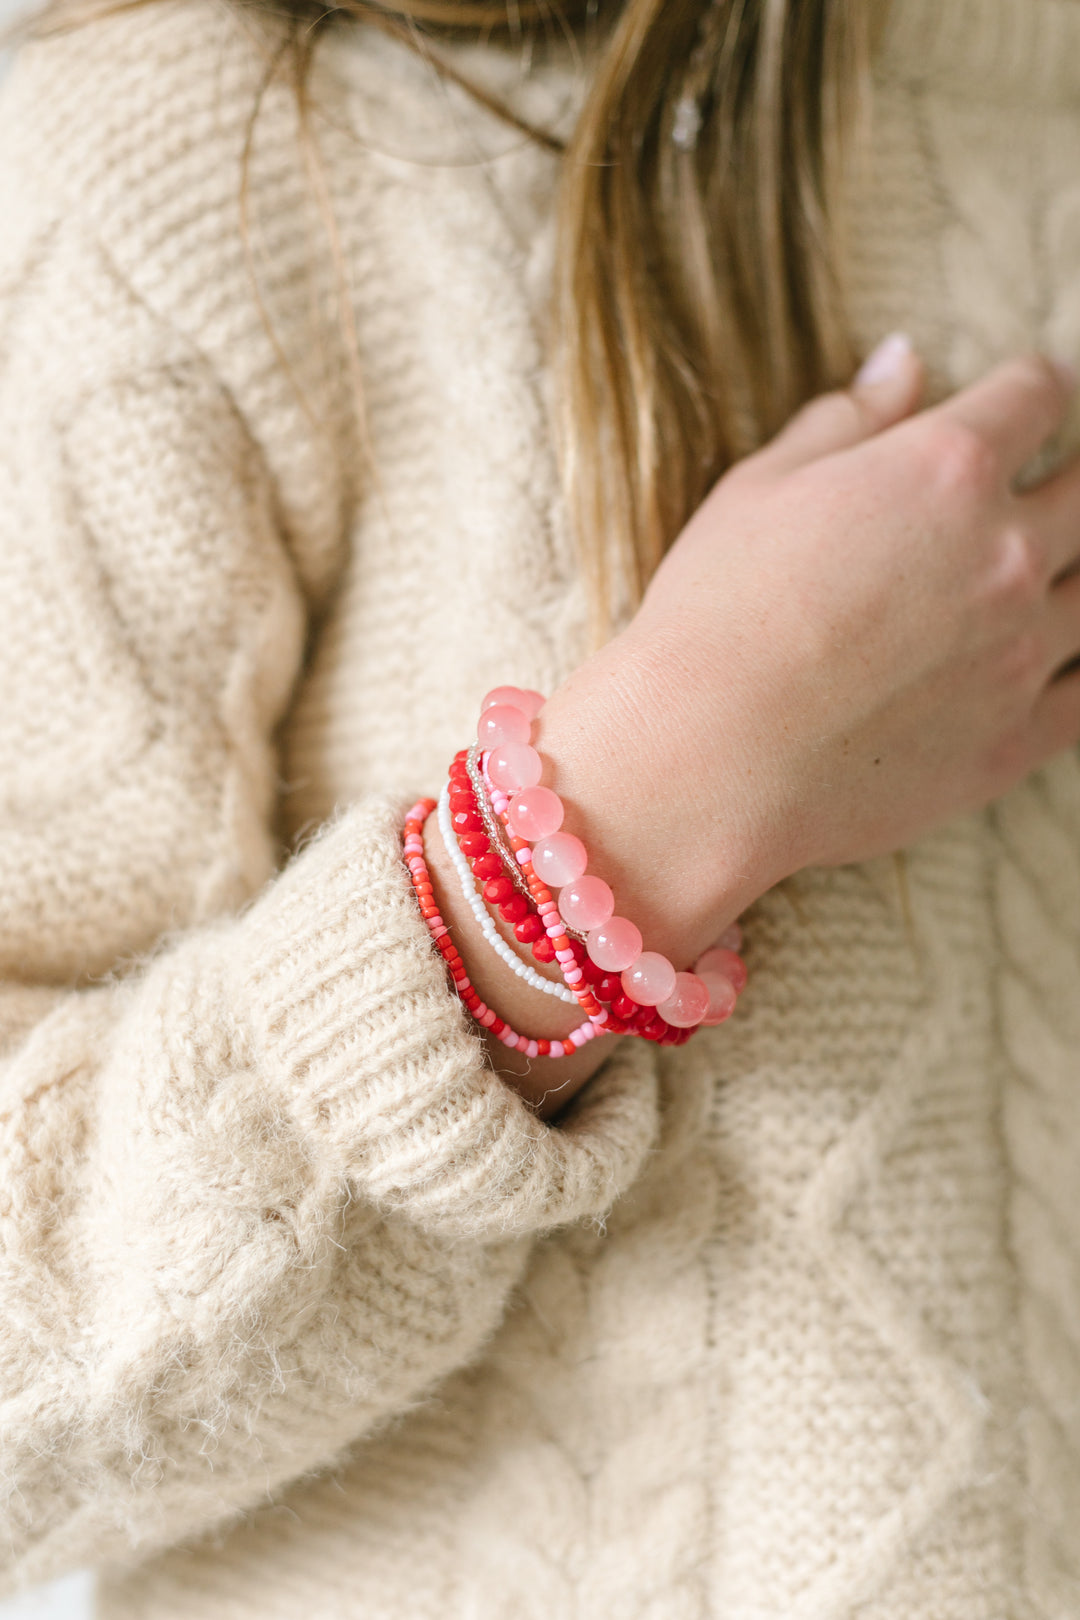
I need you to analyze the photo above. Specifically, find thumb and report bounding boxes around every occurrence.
[752,332,925,477]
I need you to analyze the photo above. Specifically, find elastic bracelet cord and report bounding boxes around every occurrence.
[463,745,553,917]
[436,783,579,1005]
[403,799,605,1060]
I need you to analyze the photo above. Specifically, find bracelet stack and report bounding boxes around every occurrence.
[402,685,747,1060]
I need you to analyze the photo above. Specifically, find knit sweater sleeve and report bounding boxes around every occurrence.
[0,49,659,1602]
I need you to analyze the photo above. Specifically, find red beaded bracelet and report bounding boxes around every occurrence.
[403,799,607,1060]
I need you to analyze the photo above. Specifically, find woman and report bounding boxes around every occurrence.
[0,0,1078,1614]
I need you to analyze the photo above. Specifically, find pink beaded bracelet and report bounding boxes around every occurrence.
[474,686,745,1032]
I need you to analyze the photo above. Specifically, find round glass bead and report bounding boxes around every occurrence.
[487,742,542,792]
[694,946,748,994]
[481,686,546,719]
[477,704,530,749]
[506,786,564,841]
[697,969,737,1025]
[531,831,588,888]
[620,952,677,1007]
[586,916,643,973]
[657,971,711,1028]
[558,874,615,931]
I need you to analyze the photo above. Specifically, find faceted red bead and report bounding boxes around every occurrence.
[482,876,514,905]
[451,811,483,834]
[532,937,557,963]
[499,894,530,924]
[611,994,638,1021]
[569,937,588,964]
[453,749,469,764]
[514,914,544,943]
[459,832,490,859]
[448,791,474,815]
[579,956,604,985]
[472,853,504,881]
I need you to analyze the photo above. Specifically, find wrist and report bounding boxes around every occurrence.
[421,809,613,1114]
[533,624,789,962]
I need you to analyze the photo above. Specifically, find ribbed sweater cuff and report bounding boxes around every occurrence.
[234,796,660,1241]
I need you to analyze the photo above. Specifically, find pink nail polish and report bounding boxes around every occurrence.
[854,332,913,388]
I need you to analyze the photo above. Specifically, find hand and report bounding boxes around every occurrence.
[535,345,1080,966]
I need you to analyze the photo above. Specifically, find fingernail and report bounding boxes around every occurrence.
[854,331,913,388]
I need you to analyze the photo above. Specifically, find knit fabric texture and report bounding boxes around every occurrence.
[0,1,1078,1616]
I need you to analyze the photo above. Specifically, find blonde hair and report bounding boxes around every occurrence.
[29,0,875,635]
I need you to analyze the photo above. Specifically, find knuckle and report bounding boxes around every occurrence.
[925,421,998,501]
[801,391,860,439]
[1006,352,1062,408]
[990,525,1049,602]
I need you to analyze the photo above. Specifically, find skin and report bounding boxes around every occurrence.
[425,346,1080,1117]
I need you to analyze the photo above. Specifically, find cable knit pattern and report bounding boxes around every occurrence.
[0,7,659,1599]
[0,0,1077,1616]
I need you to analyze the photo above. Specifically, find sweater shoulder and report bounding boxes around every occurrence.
[0,0,322,342]
[0,2,283,231]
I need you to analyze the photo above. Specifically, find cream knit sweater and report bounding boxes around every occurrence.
[0,2,1078,1616]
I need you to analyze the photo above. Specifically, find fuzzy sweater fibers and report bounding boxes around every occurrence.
[0,2,1079,1616]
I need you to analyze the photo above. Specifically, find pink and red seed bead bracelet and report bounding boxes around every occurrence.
[402,685,747,1059]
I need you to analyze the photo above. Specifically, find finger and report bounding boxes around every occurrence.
[1029,664,1080,765]
[1046,568,1080,671]
[752,333,924,477]
[930,355,1075,485]
[1016,450,1080,579]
